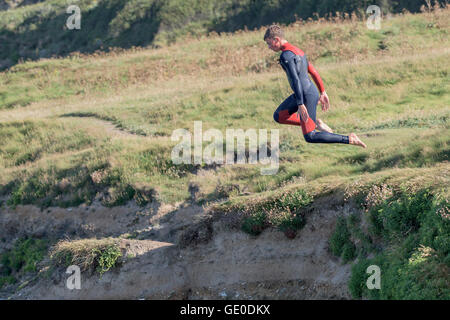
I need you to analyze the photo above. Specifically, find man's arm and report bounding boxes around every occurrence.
[307,62,325,93]
[308,62,330,111]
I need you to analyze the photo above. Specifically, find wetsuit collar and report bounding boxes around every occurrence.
[280,42,289,51]
[280,42,304,56]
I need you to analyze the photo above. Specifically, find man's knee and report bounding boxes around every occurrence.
[304,132,315,143]
[273,111,280,123]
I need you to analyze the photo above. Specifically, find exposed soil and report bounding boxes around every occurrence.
[0,192,356,300]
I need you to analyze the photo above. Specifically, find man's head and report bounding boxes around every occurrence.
[264,25,286,52]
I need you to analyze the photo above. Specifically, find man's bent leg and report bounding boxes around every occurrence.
[273,94,301,126]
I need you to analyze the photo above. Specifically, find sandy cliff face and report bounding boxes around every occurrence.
[1,193,354,300]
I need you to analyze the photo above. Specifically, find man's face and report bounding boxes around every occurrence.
[265,37,282,52]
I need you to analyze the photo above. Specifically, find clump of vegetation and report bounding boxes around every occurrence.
[349,244,449,300]
[93,245,123,275]
[136,148,198,178]
[276,212,306,239]
[3,159,157,209]
[367,188,434,240]
[214,183,241,199]
[240,189,312,238]
[50,238,122,275]
[241,211,267,236]
[334,186,450,299]
[341,242,356,263]
[253,189,313,214]
[0,238,49,289]
[329,216,356,263]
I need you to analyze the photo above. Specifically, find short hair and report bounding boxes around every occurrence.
[264,25,284,41]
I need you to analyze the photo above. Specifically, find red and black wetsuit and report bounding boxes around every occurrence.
[273,42,349,144]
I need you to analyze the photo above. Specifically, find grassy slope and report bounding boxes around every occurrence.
[1,0,436,69]
[0,9,448,205]
[0,8,449,298]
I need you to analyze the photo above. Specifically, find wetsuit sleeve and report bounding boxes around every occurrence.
[281,54,304,106]
[307,62,325,93]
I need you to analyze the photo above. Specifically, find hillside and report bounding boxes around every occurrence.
[0,0,447,70]
[0,6,449,300]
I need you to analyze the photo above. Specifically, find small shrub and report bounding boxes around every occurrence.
[369,188,434,241]
[133,187,155,206]
[342,242,356,263]
[102,184,136,207]
[138,149,197,178]
[0,238,48,274]
[364,184,394,212]
[214,183,240,199]
[241,211,267,236]
[0,238,49,288]
[0,275,16,288]
[277,213,306,239]
[348,258,373,299]
[94,245,122,275]
[348,188,450,300]
[239,189,312,237]
[329,216,352,257]
[51,238,122,275]
[275,189,313,212]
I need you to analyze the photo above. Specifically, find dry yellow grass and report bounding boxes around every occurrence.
[50,238,121,273]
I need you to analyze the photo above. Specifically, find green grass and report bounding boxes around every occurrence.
[0,120,95,167]
[331,186,450,299]
[1,4,449,110]
[222,188,313,238]
[329,216,356,262]
[0,56,448,207]
[93,245,123,275]
[0,238,49,289]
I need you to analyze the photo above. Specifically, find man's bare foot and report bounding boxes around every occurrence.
[316,119,333,133]
[349,133,367,148]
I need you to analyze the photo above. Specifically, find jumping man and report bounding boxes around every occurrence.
[264,25,367,148]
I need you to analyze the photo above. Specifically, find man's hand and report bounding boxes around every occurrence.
[299,104,309,122]
[319,91,330,112]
